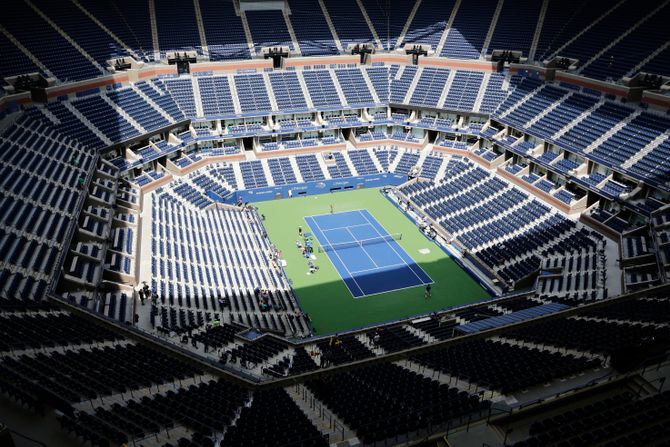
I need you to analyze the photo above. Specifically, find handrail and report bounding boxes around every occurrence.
[49,151,100,294]
[293,382,493,446]
[489,356,670,425]
[293,383,346,441]
[45,280,670,388]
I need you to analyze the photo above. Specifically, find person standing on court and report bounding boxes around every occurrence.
[330,204,334,214]
[424,284,432,300]
[298,226,302,236]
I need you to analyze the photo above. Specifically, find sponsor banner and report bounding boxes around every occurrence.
[206,190,226,202]
[218,173,407,204]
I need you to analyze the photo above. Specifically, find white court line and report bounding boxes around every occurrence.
[306,216,365,297]
[358,209,413,274]
[307,208,367,219]
[352,282,433,299]
[349,263,408,275]
[306,210,433,299]
[345,226,380,268]
[358,209,433,285]
[322,223,371,233]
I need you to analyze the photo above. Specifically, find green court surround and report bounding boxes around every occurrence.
[256,188,491,335]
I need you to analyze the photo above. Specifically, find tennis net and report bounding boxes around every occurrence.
[318,233,402,253]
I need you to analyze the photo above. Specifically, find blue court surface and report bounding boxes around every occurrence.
[305,210,433,298]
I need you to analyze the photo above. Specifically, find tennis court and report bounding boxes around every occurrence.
[305,210,433,298]
[257,189,491,334]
